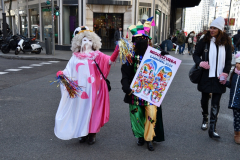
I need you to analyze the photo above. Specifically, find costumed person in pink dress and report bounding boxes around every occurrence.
[54,26,119,145]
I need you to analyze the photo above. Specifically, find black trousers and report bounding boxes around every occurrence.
[201,92,222,115]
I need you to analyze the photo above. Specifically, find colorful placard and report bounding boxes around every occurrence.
[130,46,182,107]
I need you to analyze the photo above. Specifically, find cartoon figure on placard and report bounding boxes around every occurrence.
[138,70,144,79]
[142,75,149,87]
[156,93,162,102]
[153,82,159,90]
[135,84,143,93]
[143,86,151,96]
[151,90,159,103]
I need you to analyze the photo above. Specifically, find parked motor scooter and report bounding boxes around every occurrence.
[1,34,19,53]
[15,37,42,55]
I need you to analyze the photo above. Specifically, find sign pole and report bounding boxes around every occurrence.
[227,0,232,33]
[51,0,55,55]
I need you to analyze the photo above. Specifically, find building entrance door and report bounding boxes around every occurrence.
[93,13,123,50]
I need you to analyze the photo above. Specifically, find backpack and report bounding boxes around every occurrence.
[177,34,184,44]
[188,37,193,43]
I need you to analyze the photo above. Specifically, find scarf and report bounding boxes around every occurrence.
[209,37,226,77]
[235,68,240,75]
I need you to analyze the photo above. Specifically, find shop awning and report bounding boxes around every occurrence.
[86,0,131,6]
[172,0,201,8]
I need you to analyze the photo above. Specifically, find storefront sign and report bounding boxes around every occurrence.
[130,46,182,107]
[42,8,52,12]
[229,18,235,26]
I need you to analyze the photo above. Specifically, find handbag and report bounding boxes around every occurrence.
[94,60,111,91]
[189,44,208,84]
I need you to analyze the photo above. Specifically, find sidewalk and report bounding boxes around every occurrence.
[0,48,235,65]
[0,48,113,61]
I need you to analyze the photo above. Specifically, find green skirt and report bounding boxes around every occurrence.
[129,104,165,142]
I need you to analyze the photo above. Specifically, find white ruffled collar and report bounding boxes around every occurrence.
[73,51,100,60]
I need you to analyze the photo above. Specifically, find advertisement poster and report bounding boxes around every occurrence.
[130,46,182,107]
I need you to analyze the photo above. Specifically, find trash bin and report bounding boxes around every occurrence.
[45,37,52,55]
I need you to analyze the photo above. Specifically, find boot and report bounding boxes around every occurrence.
[234,131,240,144]
[208,105,220,139]
[88,133,96,145]
[200,98,209,130]
[201,113,208,130]
[79,135,88,143]
[137,137,145,146]
[146,141,154,151]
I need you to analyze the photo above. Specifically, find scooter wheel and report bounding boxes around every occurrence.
[35,48,41,54]
[2,47,10,54]
[15,49,20,55]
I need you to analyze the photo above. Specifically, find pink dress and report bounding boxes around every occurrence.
[54,51,111,140]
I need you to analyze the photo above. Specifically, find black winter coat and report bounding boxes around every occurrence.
[193,39,232,93]
[121,62,134,104]
[225,73,240,110]
[233,30,240,45]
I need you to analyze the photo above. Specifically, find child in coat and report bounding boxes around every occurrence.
[225,53,240,144]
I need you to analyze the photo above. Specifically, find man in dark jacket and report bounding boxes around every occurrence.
[177,30,186,54]
[114,27,123,44]
[233,30,240,53]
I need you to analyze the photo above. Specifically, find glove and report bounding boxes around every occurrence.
[110,45,120,62]
[199,61,210,69]
[56,70,63,77]
[161,50,169,56]
[219,72,228,85]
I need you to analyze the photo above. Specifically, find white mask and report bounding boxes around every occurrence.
[81,37,93,53]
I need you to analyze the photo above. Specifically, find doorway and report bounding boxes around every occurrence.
[93,13,124,49]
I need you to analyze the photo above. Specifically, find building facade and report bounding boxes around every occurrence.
[184,0,213,34]
[0,0,171,50]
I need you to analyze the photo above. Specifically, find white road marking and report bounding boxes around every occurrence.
[5,69,22,71]
[39,62,52,65]
[48,61,60,63]
[29,64,42,67]
[0,72,8,75]
[18,66,33,69]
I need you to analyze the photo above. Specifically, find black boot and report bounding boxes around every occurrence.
[208,105,220,139]
[146,141,154,151]
[79,135,88,143]
[137,137,145,146]
[88,133,96,145]
[201,113,208,130]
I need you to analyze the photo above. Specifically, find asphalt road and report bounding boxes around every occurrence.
[0,54,239,160]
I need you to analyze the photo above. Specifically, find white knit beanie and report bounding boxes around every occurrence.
[210,17,225,31]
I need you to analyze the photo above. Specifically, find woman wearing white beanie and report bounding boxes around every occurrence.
[193,17,233,139]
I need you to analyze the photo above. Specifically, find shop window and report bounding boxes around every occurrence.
[29,8,40,39]
[63,6,78,45]
[93,13,123,50]
[41,7,58,43]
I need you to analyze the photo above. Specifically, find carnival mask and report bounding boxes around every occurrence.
[81,37,93,53]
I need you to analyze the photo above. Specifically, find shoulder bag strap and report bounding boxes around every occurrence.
[94,60,106,81]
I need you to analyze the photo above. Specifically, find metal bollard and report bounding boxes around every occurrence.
[45,37,52,55]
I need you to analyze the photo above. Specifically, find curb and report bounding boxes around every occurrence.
[0,54,69,61]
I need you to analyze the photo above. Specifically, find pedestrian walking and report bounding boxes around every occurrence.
[171,34,178,53]
[121,20,166,151]
[114,26,124,45]
[187,31,196,55]
[225,53,240,144]
[177,30,186,55]
[54,26,119,145]
[193,17,232,139]
[233,30,240,53]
